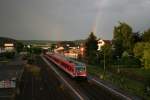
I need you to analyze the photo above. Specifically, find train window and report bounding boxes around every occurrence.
[76,67,85,71]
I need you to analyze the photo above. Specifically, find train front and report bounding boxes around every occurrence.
[75,63,87,78]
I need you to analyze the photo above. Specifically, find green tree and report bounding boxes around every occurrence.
[121,51,141,67]
[142,28,150,42]
[131,32,142,44]
[51,44,56,52]
[100,43,112,66]
[16,41,24,53]
[134,42,150,68]
[143,43,150,69]
[32,47,42,55]
[84,32,98,64]
[133,42,145,61]
[112,22,133,57]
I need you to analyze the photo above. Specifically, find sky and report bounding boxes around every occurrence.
[0,0,150,40]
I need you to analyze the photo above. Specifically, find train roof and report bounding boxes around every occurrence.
[52,53,85,67]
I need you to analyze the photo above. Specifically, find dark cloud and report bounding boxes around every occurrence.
[0,0,150,40]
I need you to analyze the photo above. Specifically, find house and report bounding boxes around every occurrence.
[0,37,16,53]
[4,43,15,52]
[97,39,112,51]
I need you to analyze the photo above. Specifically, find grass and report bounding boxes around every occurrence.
[87,65,150,100]
[123,68,150,79]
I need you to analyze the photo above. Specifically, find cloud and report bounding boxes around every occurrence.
[0,0,150,40]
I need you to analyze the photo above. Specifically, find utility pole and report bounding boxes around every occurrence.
[104,50,106,73]
[117,56,120,73]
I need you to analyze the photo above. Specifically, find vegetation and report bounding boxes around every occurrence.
[16,41,24,53]
[82,22,150,99]
[142,28,150,42]
[84,32,98,64]
[87,65,150,99]
[133,42,150,69]
[100,43,112,66]
[143,43,150,69]
[32,47,42,55]
[112,22,133,57]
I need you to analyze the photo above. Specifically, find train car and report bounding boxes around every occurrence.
[45,53,87,78]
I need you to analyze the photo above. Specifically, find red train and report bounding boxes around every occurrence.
[44,53,87,78]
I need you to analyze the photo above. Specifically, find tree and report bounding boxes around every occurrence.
[16,41,24,53]
[133,42,150,68]
[51,44,56,52]
[100,43,112,66]
[32,47,42,55]
[142,28,150,42]
[112,22,133,58]
[143,43,150,69]
[131,32,142,44]
[84,32,98,64]
[133,42,145,61]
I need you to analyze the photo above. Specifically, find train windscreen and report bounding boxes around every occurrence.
[76,66,85,71]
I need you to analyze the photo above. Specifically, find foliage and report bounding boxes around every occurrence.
[112,22,133,58]
[87,65,146,99]
[26,45,42,55]
[122,51,129,58]
[143,43,150,69]
[131,32,142,44]
[118,51,141,67]
[16,41,24,53]
[142,28,150,42]
[133,42,145,60]
[32,47,42,55]
[119,56,141,67]
[84,32,98,64]
[50,44,56,51]
[100,43,112,65]
[134,42,150,69]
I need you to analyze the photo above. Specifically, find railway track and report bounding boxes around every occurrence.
[35,56,77,100]
[41,55,126,100]
[16,56,75,100]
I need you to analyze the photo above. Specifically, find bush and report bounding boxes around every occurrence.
[145,76,150,96]
[33,47,42,55]
[119,56,141,68]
